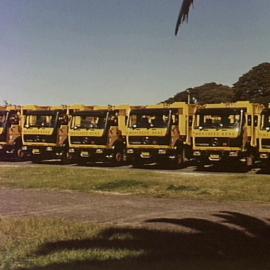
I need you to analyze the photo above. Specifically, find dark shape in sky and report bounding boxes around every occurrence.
[175,0,194,35]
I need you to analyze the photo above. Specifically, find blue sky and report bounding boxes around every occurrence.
[0,0,269,105]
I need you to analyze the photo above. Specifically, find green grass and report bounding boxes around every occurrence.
[0,165,270,202]
[0,218,142,270]
[1,217,269,270]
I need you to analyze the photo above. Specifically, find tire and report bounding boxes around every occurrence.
[15,148,25,161]
[60,151,72,164]
[246,154,255,168]
[112,150,124,166]
[112,143,125,166]
[77,159,88,166]
[169,148,186,169]
[132,157,144,168]
[32,156,42,164]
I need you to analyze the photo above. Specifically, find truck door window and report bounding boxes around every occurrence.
[262,113,270,130]
[0,113,7,127]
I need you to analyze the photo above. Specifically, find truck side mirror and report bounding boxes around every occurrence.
[247,115,252,126]
[188,116,193,127]
[254,116,258,127]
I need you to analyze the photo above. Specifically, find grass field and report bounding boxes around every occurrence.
[1,217,269,270]
[1,166,270,269]
[0,218,140,270]
[0,166,270,202]
[0,218,270,270]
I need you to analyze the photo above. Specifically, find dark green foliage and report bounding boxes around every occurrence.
[165,63,270,104]
[165,83,234,104]
[233,63,270,103]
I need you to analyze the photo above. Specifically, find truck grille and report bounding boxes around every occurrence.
[128,136,170,146]
[70,136,107,145]
[195,137,242,147]
[262,139,270,149]
[24,135,56,144]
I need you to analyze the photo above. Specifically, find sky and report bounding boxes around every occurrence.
[0,0,270,106]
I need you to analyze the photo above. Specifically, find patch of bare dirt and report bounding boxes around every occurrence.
[0,188,269,232]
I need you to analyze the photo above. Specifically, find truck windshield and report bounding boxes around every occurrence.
[262,112,270,129]
[129,109,170,129]
[196,109,242,129]
[24,112,57,128]
[0,112,7,128]
[71,111,109,130]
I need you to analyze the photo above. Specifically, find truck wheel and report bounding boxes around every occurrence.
[246,154,255,168]
[113,151,124,165]
[16,148,26,161]
[32,156,42,164]
[61,151,72,164]
[132,157,144,168]
[77,159,88,166]
[170,149,185,169]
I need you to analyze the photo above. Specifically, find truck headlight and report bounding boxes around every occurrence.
[46,147,53,151]
[229,151,238,157]
[260,153,268,159]
[158,149,166,155]
[22,146,27,150]
[193,151,201,156]
[69,148,75,153]
[96,149,103,154]
[127,149,134,154]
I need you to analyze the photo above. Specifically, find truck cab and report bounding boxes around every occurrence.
[0,106,22,160]
[68,105,129,164]
[126,102,194,167]
[192,101,262,167]
[257,104,270,161]
[21,105,68,162]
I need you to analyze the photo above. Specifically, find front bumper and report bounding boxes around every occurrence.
[21,145,65,159]
[126,147,178,164]
[192,149,244,163]
[68,147,115,161]
[259,152,270,160]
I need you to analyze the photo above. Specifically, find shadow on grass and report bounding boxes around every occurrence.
[72,161,129,168]
[195,162,250,173]
[20,211,270,270]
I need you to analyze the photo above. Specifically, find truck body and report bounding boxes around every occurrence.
[0,106,22,159]
[68,105,129,164]
[21,105,69,161]
[126,102,194,167]
[256,104,270,161]
[192,101,263,166]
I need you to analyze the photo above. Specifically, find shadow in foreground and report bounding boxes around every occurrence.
[19,211,270,270]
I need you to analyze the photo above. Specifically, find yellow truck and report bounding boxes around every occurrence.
[192,101,263,167]
[21,105,69,162]
[0,105,22,160]
[256,104,270,161]
[68,105,129,164]
[126,102,194,167]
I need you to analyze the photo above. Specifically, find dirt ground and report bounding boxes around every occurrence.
[1,187,269,232]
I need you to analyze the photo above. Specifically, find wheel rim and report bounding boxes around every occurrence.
[17,149,24,159]
[177,154,183,166]
[115,152,123,163]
